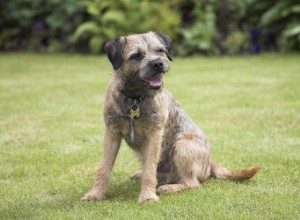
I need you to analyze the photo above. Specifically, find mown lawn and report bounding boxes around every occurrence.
[0,53,299,219]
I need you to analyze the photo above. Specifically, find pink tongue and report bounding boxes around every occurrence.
[149,74,162,87]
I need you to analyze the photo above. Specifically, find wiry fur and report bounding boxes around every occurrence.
[82,32,259,203]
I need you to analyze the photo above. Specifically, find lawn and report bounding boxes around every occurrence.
[0,53,299,219]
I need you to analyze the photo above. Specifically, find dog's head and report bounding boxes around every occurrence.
[104,32,172,90]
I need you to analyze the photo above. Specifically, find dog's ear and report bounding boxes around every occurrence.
[104,37,125,70]
[155,32,173,61]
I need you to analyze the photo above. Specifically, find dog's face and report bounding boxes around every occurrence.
[104,32,172,90]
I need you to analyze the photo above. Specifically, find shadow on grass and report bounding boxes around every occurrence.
[1,178,142,219]
[105,178,140,202]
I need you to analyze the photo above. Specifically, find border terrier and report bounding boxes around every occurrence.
[82,32,259,203]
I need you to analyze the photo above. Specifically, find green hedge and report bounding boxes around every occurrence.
[0,0,87,52]
[73,0,181,54]
[0,0,299,55]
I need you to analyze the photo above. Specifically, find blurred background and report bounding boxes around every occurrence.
[0,0,299,56]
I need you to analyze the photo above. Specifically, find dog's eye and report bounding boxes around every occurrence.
[129,52,143,60]
[156,48,165,53]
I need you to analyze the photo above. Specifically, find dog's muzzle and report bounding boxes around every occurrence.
[140,58,169,90]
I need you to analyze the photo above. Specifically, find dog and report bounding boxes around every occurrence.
[82,32,259,203]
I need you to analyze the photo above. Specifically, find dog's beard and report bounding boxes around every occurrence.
[139,58,169,90]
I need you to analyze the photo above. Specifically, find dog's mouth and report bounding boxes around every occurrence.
[140,74,163,89]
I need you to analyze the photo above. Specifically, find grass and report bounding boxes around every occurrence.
[0,53,299,219]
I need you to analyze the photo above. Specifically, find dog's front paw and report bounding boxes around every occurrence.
[138,191,159,203]
[81,189,105,201]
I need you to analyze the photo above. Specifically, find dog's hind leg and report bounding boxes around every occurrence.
[157,137,211,195]
[157,181,200,195]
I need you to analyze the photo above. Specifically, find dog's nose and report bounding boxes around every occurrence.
[151,59,164,72]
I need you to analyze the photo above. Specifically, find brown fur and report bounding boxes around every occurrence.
[81,32,259,203]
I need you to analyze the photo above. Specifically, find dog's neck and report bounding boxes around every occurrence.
[117,74,162,101]
[121,90,145,102]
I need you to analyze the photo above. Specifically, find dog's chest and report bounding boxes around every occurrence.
[106,103,161,149]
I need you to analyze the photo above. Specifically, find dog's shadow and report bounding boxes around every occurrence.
[105,178,141,202]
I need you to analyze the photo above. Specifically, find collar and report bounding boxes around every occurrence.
[120,89,145,103]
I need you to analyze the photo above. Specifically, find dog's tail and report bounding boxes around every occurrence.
[211,162,260,181]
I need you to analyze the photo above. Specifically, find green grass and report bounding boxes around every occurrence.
[0,53,299,219]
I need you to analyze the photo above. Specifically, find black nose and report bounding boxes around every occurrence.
[151,59,164,72]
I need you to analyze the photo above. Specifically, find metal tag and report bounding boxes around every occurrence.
[130,104,140,119]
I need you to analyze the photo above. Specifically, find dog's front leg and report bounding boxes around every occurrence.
[82,129,121,201]
[138,131,163,203]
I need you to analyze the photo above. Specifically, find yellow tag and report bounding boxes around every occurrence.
[130,104,140,119]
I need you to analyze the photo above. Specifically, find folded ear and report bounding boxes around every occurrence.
[104,37,126,70]
[154,32,173,61]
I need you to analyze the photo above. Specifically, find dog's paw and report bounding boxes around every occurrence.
[156,185,172,195]
[130,171,142,181]
[81,189,105,201]
[138,192,159,203]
